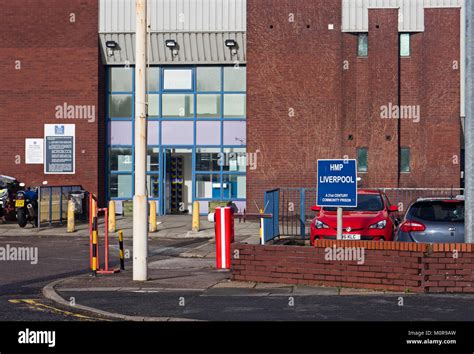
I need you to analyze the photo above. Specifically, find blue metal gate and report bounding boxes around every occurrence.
[263,189,280,242]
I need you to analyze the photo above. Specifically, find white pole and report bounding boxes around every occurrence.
[133,0,148,280]
[466,0,474,243]
[336,207,343,240]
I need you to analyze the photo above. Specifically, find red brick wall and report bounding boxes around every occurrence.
[247,0,344,201]
[247,1,461,205]
[232,241,474,294]
[0,0,100,195]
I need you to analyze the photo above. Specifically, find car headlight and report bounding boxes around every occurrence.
[369,220,386,229]
[315,220,329,229]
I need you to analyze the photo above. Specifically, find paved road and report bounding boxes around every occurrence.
[2,235,474,322]
[57,288,474,321]
[0,235,209,321]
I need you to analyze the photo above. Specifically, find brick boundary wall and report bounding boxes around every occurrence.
[231,241,474,293]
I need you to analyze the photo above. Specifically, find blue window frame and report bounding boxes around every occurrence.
[106,65,247,214]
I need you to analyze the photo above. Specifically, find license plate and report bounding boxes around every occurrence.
[342,234,361,240]
[15,200,24,207]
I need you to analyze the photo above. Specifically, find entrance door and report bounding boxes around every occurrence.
[162,148,193,215]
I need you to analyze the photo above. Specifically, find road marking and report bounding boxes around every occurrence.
[8,299,103,321]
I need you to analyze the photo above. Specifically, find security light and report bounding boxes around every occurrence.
[165,39,177,49]
[225,39,237,48]
[105,40,118,49]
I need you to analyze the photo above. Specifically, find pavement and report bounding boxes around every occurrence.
[0,214,253,239]
[2,215,474,321]
[45,255,474,321]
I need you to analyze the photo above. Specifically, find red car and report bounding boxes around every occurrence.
[310,189,399,245]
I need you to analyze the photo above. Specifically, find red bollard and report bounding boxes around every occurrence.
[215,206,234,270]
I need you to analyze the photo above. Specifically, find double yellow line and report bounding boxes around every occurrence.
[8,299,103,321]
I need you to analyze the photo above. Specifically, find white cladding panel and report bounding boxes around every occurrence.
[342,0,462,32]
[100,0,246,32]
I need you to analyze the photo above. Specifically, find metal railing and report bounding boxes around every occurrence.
[276,187,465,239]
[38,185,88,227]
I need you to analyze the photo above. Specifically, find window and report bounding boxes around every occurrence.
[109,67,133,92]
[358,33,368,57]
[197,67,221,91]
[147,175,160,198]
[109,94,132,118]
[224,67,246,91]
[147,67,160,92]
[222,148,247,172]
[109,121,133,145]
[223,121,246,145]
[400,33,410,57]
[224,94,246,118]
[223,175,246,199]
[147,121,160,145]
[410,201,464,222]
[196,148,221,172]
[325,194,383,212]
[197,94,221,118]
[107,65,248,203]
[162,94,194,118]
[196,121,220,145]
[357,148,368,172]
[109,174,133,198]
[161,121,194,145]
[147,147,159,172]
[109,147,132,172]
[163,69,193,90]
[195,174,220,198]
[400,147,410,172]
[148,94,160,117]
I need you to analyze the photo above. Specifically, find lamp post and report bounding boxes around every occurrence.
[133,0,148,280]
[466,0,474,243]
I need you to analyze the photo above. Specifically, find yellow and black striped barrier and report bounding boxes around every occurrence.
[92,216,98,276]
[118,230,125,270]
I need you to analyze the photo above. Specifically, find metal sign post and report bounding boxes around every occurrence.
[337,207,343,240]
[317,159,358,241]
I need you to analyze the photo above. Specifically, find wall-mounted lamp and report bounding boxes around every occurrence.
[165,39,179,56]
[225,39,238,56]
[105,40,119,57]
[225,39,237,48]
[106,40,118,49]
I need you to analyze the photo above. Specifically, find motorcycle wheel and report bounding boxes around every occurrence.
[17,209,27,228]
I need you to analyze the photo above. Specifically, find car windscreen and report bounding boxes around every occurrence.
[410,201,464,222]
[324,194,384,212]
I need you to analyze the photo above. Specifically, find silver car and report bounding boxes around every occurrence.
[395,197,464,243]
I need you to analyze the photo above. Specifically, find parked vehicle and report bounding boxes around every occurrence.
[310,189,400,245]
[15,183,39,227]
[0,175,21,223]
[394,196,464,243]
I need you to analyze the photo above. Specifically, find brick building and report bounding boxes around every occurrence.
[247,0,464,206]
[0,0,465,214]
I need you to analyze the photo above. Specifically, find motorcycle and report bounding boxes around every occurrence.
[15,183,39,228]
[0,175,21,223]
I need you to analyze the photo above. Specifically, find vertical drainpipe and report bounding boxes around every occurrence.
[465,0,474,243]
[397,23,402,188]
